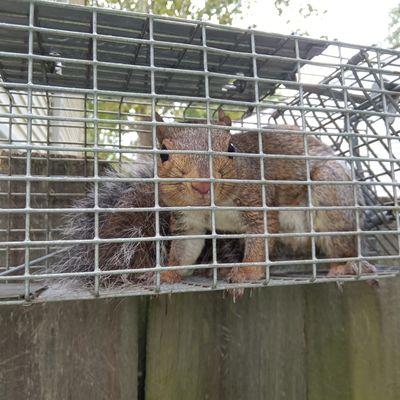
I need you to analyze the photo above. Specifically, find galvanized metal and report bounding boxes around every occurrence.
[0,0,399,303]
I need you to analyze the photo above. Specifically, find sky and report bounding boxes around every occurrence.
[234,0,399,47]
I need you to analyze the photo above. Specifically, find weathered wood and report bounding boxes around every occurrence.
[305,282,355,400]
[0,297,141,400]
[145,287,307,400]
[305,277,400,400]
[0,151,116,273]
[146,277,400,400]
[2,277,400,400]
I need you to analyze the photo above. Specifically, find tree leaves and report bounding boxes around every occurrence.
[91,0,244,25]
[388,5,400,49]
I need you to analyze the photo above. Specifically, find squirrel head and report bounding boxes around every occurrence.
[156,109,237,207]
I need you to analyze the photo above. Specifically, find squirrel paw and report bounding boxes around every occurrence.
[226,266,264,300]
[226,268,248,300]
[327,261,379,287]
[227,266,264,283]
[160,270,182,284]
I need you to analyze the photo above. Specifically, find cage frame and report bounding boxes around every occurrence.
[0,0,399,304]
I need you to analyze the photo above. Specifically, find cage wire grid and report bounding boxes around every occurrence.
[0,0,399,304]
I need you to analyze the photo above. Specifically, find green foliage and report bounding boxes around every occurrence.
[90,0,246,25]
[388,4,400,48]
[274,0,290,16]
[85,97,142,160]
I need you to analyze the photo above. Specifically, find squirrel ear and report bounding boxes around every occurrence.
[218,108,232,126]
[155,112,166,139]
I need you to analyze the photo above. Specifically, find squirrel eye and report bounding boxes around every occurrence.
[228,142,236,159]
[160,144,169,163]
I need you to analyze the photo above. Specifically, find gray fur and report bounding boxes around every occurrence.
[52,160,243,288]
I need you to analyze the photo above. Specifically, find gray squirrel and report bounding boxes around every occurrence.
[55,110,377,292]
[156,109,377,289]
[55,162,243,286]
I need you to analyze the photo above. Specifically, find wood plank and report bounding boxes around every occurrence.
[305,277,400,400]
[305,282,354,400]
[0,297,141,400]
[145,287,307,400]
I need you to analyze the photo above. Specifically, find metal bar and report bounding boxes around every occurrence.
[201,25,219,288]
[1,123,398,143]
[1,92,399,120]
[251,31,271,284]
[0,248,68,277]
[295,37,317,280]
[23,1,34,300]
[148,12,162,291]
[1,253,398,282]
[1,228,400,249]
[0,203,398,214]
[92,7,100,295]
[5,88,14,271]
[339,44,363,277]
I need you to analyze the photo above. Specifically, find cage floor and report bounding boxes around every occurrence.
[1,266,398,304]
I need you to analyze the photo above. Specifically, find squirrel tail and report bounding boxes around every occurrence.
[51,160,170,288]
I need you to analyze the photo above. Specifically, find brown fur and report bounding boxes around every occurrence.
[156,110,377,288]
[55,163,244,287]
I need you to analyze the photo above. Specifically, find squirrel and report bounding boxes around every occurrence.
[54,162,243,287]
[156,109,378,287]
[54,110,377,294]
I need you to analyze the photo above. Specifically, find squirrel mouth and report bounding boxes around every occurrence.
[192,193,211,205]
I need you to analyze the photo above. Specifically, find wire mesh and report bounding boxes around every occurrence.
[0,0,399,304]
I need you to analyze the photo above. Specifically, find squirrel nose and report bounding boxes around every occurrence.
[191,181,210,195]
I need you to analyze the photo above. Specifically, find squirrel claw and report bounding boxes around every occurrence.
[226,268,247,300]
[227,266,264,283]
[366,278,379,287]
[327,261,379,287]
[226,266,264,300]
[227,287,245,302]
[160,270,182,284]
[227,268,247,283]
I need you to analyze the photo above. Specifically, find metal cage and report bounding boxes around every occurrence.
[0,0,399,304]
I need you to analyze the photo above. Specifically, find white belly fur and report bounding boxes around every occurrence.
[182,209,308,236]
[177,209,243,277]
[178,209,309,277]
[278,211,309,251]
[180,209,245,233]
[215,210,245,232]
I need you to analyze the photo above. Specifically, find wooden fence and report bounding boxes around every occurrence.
[1,277,400,399]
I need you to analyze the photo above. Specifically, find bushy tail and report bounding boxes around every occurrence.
[52,161,244,288]
[52,161,169,287]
